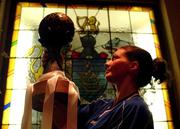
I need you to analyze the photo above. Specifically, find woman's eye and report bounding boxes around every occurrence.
[112,56,118,61]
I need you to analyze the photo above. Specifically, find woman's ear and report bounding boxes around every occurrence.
[129,61,139,72]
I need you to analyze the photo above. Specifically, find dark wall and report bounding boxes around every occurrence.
[165,0,180,62]
[161,0,180,128]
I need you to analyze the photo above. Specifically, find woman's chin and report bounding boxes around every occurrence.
[105,75,113,82]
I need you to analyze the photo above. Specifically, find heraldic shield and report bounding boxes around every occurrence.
[72,58,107,102]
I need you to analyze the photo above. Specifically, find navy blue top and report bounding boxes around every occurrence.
[78,96,154,129]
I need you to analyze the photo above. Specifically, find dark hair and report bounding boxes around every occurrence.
[38,12,75,51]
[38,12,75,70]
[121,45,169,87]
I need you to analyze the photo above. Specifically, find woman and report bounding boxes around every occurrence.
[78,45,169,129]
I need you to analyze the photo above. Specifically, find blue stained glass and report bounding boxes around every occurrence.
[72,59,107,102]
[3,102,11,110]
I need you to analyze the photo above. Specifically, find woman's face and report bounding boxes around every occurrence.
[105,48,131,84]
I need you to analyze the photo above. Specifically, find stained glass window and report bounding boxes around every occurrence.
[1,2,174,129]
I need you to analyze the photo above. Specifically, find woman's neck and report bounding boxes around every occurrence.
[113,78,138,105]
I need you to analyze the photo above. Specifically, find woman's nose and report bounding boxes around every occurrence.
[105,60,111,68]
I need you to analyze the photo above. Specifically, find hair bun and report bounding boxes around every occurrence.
[153,58,169,83]
[38,12,75,50]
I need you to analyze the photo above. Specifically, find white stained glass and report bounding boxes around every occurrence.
[12,31,35,89]
[133,34,157,59]
[67,8,89,31]
[71,32,83,52]
[8,125,21,129]
[130,11,152,33]
[16,31,38,57]
[20,7,43,29]
[110,33,133,46]
[44,8,65,17]
[32,110,42,124]
[150,89,167,121]
[95,33,110,52]
[9,90,26,124]
[13,58,29,89]
[154,122,169,129]
[109,10,131,32]
[143,86,168,121]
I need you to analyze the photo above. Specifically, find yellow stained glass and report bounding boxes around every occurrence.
[45,3,59,8]
[149,10,157,34]
[6,30,18,90]
[17,2,30,7]
[153,34,162,57]
[29,3,44,7]
[162,82,174,129]
[6,68,15,90]
[2,125,9,129]
[14,5,21,30]
[2,90,12,124]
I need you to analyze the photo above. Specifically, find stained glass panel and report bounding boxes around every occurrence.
[19,8,43,29]
[133,34,157,58]
[109,10,131,32]
[130,11,152,33]
[44,7,65,17]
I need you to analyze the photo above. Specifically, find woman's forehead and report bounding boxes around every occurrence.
[113,48,126,56]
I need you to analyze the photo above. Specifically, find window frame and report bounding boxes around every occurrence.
[0,0,177,128]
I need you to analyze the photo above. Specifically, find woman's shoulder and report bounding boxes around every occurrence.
[126,95,146,104]
[125,96,151,113]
